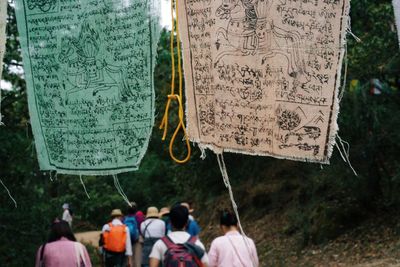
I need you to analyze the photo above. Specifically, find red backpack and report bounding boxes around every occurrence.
[162,236,203,267]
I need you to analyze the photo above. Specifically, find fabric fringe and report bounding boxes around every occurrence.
[216,152,258,267]
[198,144,207,160]
[325,0,352,165]
[336,135,358,176]
[113,175,132,207]
[47,167,140,176]
[0,178,17,208]
[80,175,91,199]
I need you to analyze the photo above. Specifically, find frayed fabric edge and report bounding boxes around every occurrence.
[182,1,352,166]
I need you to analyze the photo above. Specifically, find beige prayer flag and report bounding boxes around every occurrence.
[178,0,350,163]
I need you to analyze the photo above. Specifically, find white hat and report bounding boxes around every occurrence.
[62,203,69,209]
[146,207,159,218]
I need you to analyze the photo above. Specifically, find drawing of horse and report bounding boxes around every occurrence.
[215,0,259,55]
[58,23,137,102]
[215,0,309,81]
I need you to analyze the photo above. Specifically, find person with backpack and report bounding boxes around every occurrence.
[149,205,209,267]
[35,220,92,267]
[208,210,259,267]
[140,207,165,267]
[124,204,140,267]
[101,209,133,267]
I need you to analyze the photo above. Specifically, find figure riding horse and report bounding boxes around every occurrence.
[215,0,308,80]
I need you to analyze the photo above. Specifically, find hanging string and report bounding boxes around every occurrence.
[0,178,17,208]
[113,175,132,207]
[339,44,348,101]
[216,153,257,267]
[79,175,91,199]
[336,135,358,176]
[159,0,191,164]
[346,14,361,43]
[346,30,361,43]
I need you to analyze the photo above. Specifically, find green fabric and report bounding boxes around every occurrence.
[0,0,7,125]
[15,0,161,175]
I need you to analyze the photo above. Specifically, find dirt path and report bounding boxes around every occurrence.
[75,231,101,247]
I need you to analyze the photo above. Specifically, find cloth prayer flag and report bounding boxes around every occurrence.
[15,0,161,175]
[178,0,350,163]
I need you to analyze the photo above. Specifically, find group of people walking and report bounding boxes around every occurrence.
[35,202,259,267]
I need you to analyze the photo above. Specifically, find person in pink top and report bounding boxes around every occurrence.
[35,220,92,267]
[208,211,259,267]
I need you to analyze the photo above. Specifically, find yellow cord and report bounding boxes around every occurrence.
[159,0,191,164]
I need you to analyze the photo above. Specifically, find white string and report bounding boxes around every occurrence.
[79,175,91,199]
[199,145,207,160]
[336,135,358,176]
[0,178,17,208]
[346,29,361,43]
[339,45,348,101]
[216,153,257,267]
[346,14,362,43]
[336,143,347,163]
[112,175,132,207]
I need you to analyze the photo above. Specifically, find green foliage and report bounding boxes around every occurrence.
[0,0,400,265]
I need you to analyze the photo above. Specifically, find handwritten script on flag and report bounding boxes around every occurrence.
[179,0,349,163]
[15,0,160,175]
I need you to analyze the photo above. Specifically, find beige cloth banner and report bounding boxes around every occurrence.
[178,0,350,163]
[0,0,7,124]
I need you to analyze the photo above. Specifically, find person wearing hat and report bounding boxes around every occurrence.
[140,207,165,267]
[149,205,209,267]
[181,202,201,237]
[159,207,171,234]
[101,209,133,267]
[62,203,73,227]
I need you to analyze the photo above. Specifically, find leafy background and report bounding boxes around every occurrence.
[0,0,399,266]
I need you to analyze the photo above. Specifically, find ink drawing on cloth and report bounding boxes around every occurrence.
[15,0,161,175]
[178,0,350,163]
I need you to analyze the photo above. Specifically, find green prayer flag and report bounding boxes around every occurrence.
[15,0,161,175]
[0,0,7,124]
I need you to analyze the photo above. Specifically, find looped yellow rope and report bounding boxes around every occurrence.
[159,0,191,164]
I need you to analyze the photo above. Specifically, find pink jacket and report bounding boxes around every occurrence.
[35,238,92,267]
[208,231,259,267]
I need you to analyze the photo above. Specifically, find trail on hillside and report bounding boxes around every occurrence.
[75,231,101,248]
[75,213,400,267]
